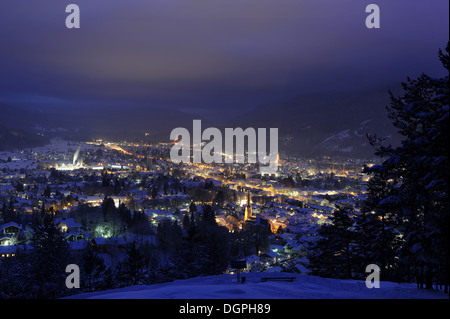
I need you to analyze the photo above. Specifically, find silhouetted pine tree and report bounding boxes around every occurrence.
[0,248,30,298]
[182,213,191,231]
[364,43,449,292]
[309,206,358,279]
[156,219,183,254]
[101,196,116,221]
[26,211,71,298]
[116,241,148,286]
[354,173,404,282]
[81,246,107,292]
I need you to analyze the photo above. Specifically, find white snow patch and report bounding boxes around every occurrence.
[66,273,448,299]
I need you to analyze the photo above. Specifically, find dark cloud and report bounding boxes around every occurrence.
[0,0,448,119]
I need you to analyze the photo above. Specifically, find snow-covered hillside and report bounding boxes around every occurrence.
[67,272,447,299]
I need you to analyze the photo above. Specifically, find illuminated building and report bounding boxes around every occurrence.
[244,192,253,221]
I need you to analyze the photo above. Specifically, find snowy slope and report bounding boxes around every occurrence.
[67,272,447,299]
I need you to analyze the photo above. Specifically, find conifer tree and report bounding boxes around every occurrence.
[101,196,116,221]
[81,246,107,292]
[354,173,404,282]
[117,240,148,286]
[182,213,191,231]
[364,43,449,291]
[27,210,71,298]
[309,206,358,279]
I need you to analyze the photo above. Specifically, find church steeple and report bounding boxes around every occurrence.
[244,192,252,221]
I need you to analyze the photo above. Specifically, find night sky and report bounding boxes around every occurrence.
[0,0,448,120]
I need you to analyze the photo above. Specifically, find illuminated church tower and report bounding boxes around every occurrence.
[244,192,253,221]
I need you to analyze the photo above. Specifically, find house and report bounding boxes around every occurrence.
[91,237,127,252]
[65,232,85,242]
[0,236,12,246]
[260,251,279,265]
[0,245,16,258]
[294,263,310,274]
[0,222,22,245]
[1,222,21,236]
[270,244,284,254]
[54,218,82,233]
[246,254,260,269]
[92,237,107,251]
[265,266,283,273]
[55,218,85,242]
[294,256,310,274]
